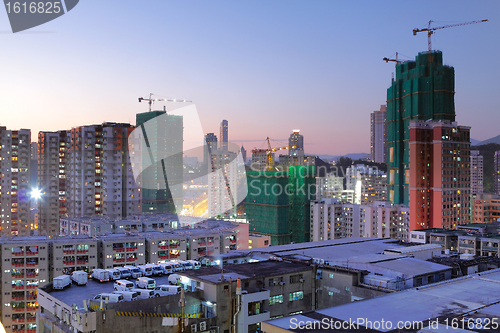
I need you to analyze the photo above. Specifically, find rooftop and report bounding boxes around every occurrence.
[179,260,313,284]
[264,268,500,333]
[246,238,409,262]
[42,273,176,308]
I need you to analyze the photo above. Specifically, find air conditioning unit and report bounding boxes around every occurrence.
[200,322,207,331]
[279,281,286,286]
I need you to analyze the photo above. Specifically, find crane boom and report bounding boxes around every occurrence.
[138,93,192,112]
[413,19,488,52]
[252,137,297,171]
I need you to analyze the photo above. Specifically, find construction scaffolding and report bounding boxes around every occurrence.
[245,165,316,245]
[386,51,455,205]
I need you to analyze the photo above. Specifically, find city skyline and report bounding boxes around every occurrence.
[1,1,499,155]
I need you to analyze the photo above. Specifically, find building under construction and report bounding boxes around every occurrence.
[387,51,456,205]
[246,165,315,245]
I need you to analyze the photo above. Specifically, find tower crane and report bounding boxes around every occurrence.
[138,93,192,112]
[252,137,296,171]
[413,19,488,52]
[383,52,404,64]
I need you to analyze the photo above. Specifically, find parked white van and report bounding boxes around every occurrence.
[168,274,181,285]
[71,271,88,286]
[124,265,142,278]
[136,277,156,289]
[105,269,121,281]
[113,290,139,301]
[137,265,153,277]
[154,284,181,297]
[145,264,163,276]
[114,279,135,291]
[93,293,123,303]
[169,261,184,271]
[91,269,110,282]
[115,267,131,279]
[157,262,174,275]
[186,260,201,269]
[130,288,154,299]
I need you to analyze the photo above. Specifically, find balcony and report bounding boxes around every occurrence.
[25,252,38,256]
[113,248,125,252]
[13,308,25,312]
[26,285,37,289]
[126,257,137,262]
[63,261,75,266]
[169,244,180,249]
[12,252,25,257]
[113,258,125,263]
[26,318,35,323]
[158,245,168,250]
[63,249,75,254]
[77,250,88,254]
[459,243,475,249]
[77,260,88,265]
[126,247,137,251]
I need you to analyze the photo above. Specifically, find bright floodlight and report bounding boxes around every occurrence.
[30,188,42,200]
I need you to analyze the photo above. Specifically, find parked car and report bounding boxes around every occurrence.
[93,293,123,303]
[157,262,174,275]
[105,268,121,281]
[168,274,181,285]
[113,290,139,301]
[114,280,135,291]
[145,264,163,276]
[124,265,142,278]
[130,288,154,299]
[53,275,71,290]
[115,267,131,279]
[137,265,153,277]
[136,277,156,289]
[154,284,181,297]
[71,271,88,286]
[186,260,201,269]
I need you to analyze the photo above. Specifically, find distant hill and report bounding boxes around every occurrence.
[478,135,500,146]
[470,138,481,146]
[316,153,370,162]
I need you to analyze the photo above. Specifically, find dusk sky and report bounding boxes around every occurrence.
[1,1,499,155]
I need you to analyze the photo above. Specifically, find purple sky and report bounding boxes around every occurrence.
[1,1,499,155]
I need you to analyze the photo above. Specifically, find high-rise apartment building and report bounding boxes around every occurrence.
[240,145,247,163]
[38,123,140,236]
[220,120,228,152]
[470,150,483,195]
[495,151,500,195]
[204,133,217,166]
[0,127,31,237]
[38,131,68,236]
[387,51,456,205]
[472,193,500,223]
[288,130,304,156]
[370,105,387,163]
[309,199,409,241]
[208,150,239,218]
[345,165,387,205]
[409,121,471,230]
[136,111,183,214]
